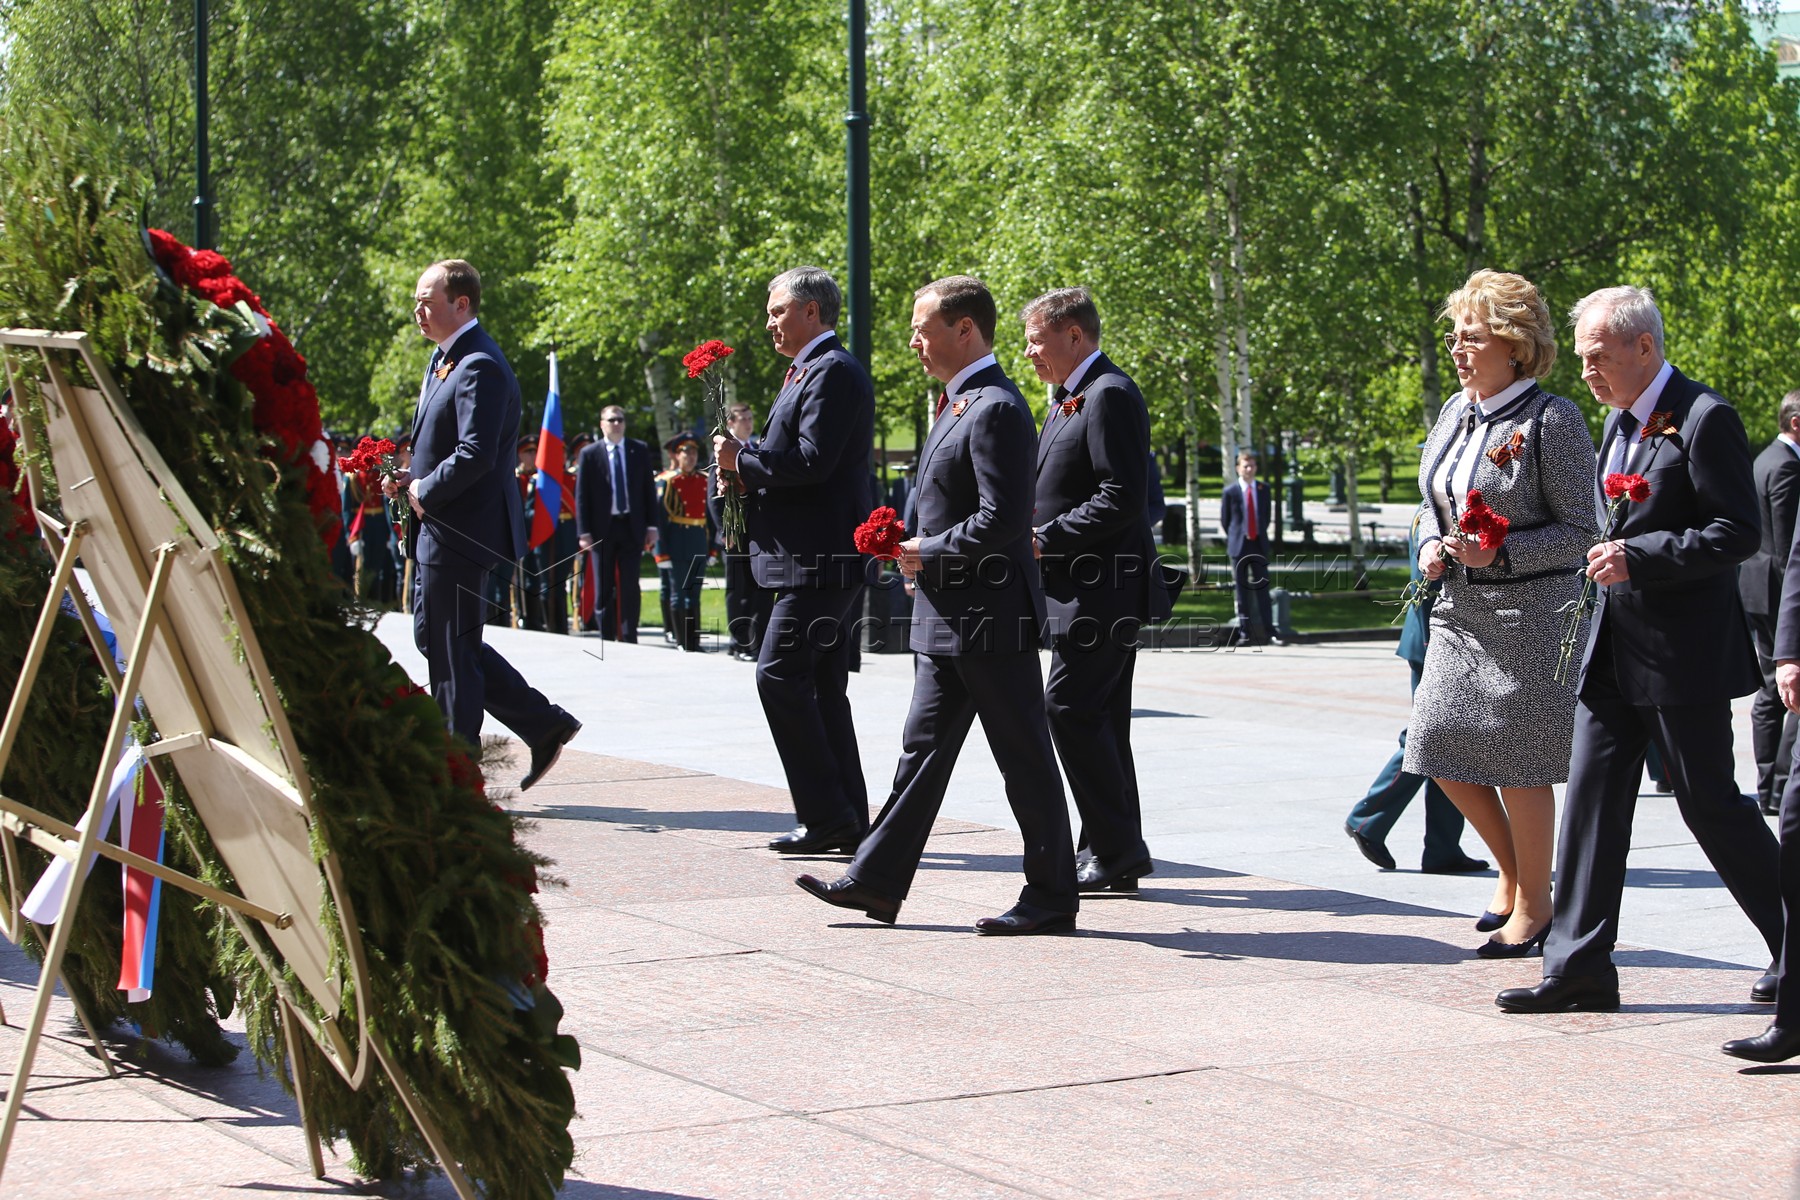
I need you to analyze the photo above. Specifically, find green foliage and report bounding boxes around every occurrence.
[0,117,577,1199]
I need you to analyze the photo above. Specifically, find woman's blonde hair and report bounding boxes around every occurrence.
[1440,269,1558,379]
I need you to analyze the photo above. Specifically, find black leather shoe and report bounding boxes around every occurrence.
[1761,797,1781,816]
[1475,922,1549,960]
[520,714,581,791]
[768,824,864,855]
[1751,967,1779,1004]
[1475,909,1513,933]
[794,874,898,924]
[1422,855,1491,875]
[974,902,1076,936]
[1344,821,1396,871]
[1495,973,1620,1013]
[1722,1023,1800,1063]
[1077,856,1154,894]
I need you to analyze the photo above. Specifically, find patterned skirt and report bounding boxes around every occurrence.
[1403,569,1587,788]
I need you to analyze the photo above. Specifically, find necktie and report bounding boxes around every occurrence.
[934,390,950,421]
[1609,411,1639,477]
[611,443,628,514]
[418,349,441,403]
[783,364,795,388]
[1245,482,1258,541]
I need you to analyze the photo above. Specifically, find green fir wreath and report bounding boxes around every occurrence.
[0,120,578,1198]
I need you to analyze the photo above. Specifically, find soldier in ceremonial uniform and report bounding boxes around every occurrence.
[657,433,713,652]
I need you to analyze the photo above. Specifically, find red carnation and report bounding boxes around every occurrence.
[853,505,907,560]
[1603,472,1651,504]
[1458,489,1509,551]
[681,339,734,379]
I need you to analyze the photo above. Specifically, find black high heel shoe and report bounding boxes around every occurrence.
[1475,922,1550,959]
[1475,909,1512,933]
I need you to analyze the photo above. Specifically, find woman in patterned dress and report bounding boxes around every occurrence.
[1404,270,1599,956]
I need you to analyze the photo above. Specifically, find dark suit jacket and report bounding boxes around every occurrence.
[1219,479,1272,561]
[575,436,657,546]
[909,361,1045,655]
[1034,353,1169,634]
[409,322,524,568]
[1740,438,1800,618]
[1581,367,1762,704]
[733,334,874,589]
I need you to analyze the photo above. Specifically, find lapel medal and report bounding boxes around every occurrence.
[1640,410,1676,440]
[952,398,970,417]
[1486,430,1525,466]
[1060,393,1085,417]
[434,359,454,380]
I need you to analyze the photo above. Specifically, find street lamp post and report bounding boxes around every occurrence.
[193,0,212,249]
[845,0,871,368]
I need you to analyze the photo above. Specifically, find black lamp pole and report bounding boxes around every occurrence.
[193,0,213,249]
[845,0,871,367]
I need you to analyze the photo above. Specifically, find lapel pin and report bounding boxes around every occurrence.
[434,359,454,380]
[952,398,970,417]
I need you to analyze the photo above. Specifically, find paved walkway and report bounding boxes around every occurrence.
[1,627,1795,1197]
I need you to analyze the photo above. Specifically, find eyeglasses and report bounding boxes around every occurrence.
[1443,332,1488,353]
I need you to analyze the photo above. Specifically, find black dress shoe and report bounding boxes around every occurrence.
[1475,909,1512,934]
[1722,1023,1800,1063]
[1475,922,1549,959]
[794,874,898,924]
[1421,855,1491,875]
[520,715,581,791]
[1495,973,1620,1013]
[973,902,1076,936]
[768,824,864,855]
[1751,967,1779,1004]
[1343,821,1396,871]
[1076,856,1154,894]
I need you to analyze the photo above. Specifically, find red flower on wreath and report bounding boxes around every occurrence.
[682,339,734,379]
[1603,472,1652,503]
[1457,488,1510,550]
[853,505,907,561]
[146,228,333,547]
[0,410,37,541]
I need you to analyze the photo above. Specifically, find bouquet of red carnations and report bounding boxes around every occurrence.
[685,339,744,550]
[1554,472,1651,684]
[854,506,907,561]
[1391,488,1509,625]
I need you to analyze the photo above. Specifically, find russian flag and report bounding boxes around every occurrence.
[531,352,575,550]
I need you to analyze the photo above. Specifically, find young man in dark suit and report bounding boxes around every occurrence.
[1498,286,1783,1014]
[1740,391,1800,815]
[391,259,580,789]
[795,275,1078,934]
[575,404,658,641]
[1218,450,1275,645]
[714,267,875,853]
[1022,286,1165,894]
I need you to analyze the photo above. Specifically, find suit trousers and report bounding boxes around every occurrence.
[757,584,868,831]
[1344,661,1469,868]
[1748,608,1798,809]
[850,651,1078,913]
[1044,630,1149,865]
[1773,744,1800,1027]
[412,549,563,747]
[724,551,770,653]
[590,527,643,641]
[1544,623,1784,981]
[1231,548,1274,642]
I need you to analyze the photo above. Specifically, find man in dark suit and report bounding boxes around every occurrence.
[576,404,658,641]
[1344,507,1487,875]
[1021,286,1165,894]
[795,275,1078,934]
[1218,451,1275,646]
[710,402,772,663]
[1740,391,1800,815]
[1725,452,1800,1061]
[391,259,580,789]
[714,267,874,853]
[1498,286,1783,1014]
